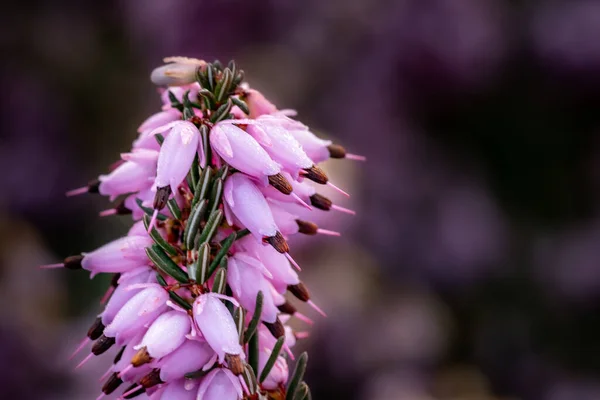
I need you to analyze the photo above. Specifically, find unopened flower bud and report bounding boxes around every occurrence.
[151,62,200,87]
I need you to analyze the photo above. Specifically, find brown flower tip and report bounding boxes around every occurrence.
[111,273,121,287]
[131,346,152,367]
[64,255,83,270]
[153,186,172,210]
[226,353,245,375]
[327,144,347,159]
[268,173,293,195]
[296,219,318,235]
[140,369,163,389]
[87,179,101,194]
[309,193,332,211]
[87,317,105,341]
[114,346,126,364]
[92,335,115,355]
[114,199,133,215]
[102,372,123,395]
[123,384,145,399]
[264,231,289,254]
[288,282,310,302]
[277,301,297,315]
[263,318,286,339]
[302,165,328,184]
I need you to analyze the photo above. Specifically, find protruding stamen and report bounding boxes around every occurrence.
[91,335,115,356]
[39,263,64,269]
[140,369,163,389]
[66,186,91,197]
[75,353,94,369]
[302,165,328,185]
[264,231,289,253]
[263,318,285,338]
[326,181,350,197]
[291,192,312,210]
[102,372,123,395]
[99,367,112,382]
[117,364,133,378]
[87,317,105,341]
[131,347,152,367]
[283,344,295,360]
[309,193,332,211]
[327,144,346,159]
[307,300,327,317]
[95,393,106,400]
[331,204,355,215]
[41,255,83,270]
[268,173,293,195]
[288,283,310,302]
[317,228,341,236]
[226,354,244,375]
[295,220,318,235]
[284,252,301,271]
[69,337,90,360]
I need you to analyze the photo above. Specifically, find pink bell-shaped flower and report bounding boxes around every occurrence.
[101,269,154,326]
[244,88,277,118]
[151,379,196,400]
[154,121,200,193]
[196,368,243,400]
[104,284,169,345]
[81,235,153,275]
[223,173,279,241]
[258,349,289,390]
[192,293,244,363]
[98,159,156,200]
[210,123,280,183]
[228,253,279,323]
[134,310,191,361]
[157,339,215,383]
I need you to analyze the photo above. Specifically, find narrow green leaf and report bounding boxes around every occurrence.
[248,328,259,376]
[183,199,208,249]
[208,232,236,277]
[208,178,223,214]
[197,209,223,245]
[227,60,237,78]
[154,133,165,145]
[187,154,200,190]
[285,353,308,400]
[259,336,285,383]
[146,245,188,284]
[242,363,258,394]
[234,307,246,344]
[184,367,213,380]
[231,97,250,115]
[192,165,212,207]
[199,125,211,172]
[292,382,310,400]
[196,68,209,89]
[155,272,192,310]
[206,64,215,91]
[142,214,178,256]
[168,91,184,112]
[211,265,227,294]
[217,164,230,180]
[235,228,251,240]
[166,198,182,220]
[215,69,233,102]
[243,291,263,344]
[195,242,211,283]
[135,198,167,221]
[232,70,244,86]
[210,98,233,123]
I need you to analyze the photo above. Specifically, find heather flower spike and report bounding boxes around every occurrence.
[46,58,361,399]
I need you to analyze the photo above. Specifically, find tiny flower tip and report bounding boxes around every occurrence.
[95,393,106,400]
[120,384,143,399]
[346,153,367,161]
[75,352,94,369]
[99,367,112,382]
[99,209,117,217]
[284,345,295,360]
[69,337,90,360]
[317,228,341,237]
[117,364,133,378]
[331,204,356,215]
[99,286,115,305]
[66,186,89,197]
[294,312,314,325]
[326,181,350,197]
[291,193,312,210]
[307,300,327,317]
[295,331,311,339]
[147,209,159,233]
[39,263,64,269]
[284,252,301,271]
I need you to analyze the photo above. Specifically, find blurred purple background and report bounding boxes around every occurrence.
[3,0,600,399]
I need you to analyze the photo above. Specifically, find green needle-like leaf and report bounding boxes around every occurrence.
[146,245,188,284]
[285,353,308,400]
[135,198,167,221]
[142,214,178,256]
[259,336,285,383]
[166,198,182,220]
[197,209,223,245]
[195,242,211,283]
[183,199,208,249]
[243,291,263,344]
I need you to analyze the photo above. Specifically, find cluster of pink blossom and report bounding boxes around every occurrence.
[44,58,363,400]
